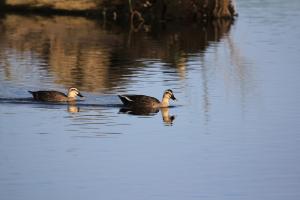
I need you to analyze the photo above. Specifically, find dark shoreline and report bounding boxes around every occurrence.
[0,1,237,22]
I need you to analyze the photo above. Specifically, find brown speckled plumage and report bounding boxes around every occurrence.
[118,89,176,108]
[28,88,84,102]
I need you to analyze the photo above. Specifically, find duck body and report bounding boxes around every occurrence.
[28,88,83,102]
[118,89,176,108]
[118,95,161,108]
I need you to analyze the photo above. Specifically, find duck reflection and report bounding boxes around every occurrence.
[67,103,80,113]
[119,106,159,115]
[119,107,175,125]
[160,107,175,125]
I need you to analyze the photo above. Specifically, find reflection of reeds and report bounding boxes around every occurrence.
[0,14,234,92]
[126,19,234,64]
[224,33,254,108]
[1,54,12,81]
[212,32,253,94]
[188,19,252,123]
[226,35,249,81]
[0,15,123,92]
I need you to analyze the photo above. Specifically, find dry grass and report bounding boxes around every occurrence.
[6,0,99,10]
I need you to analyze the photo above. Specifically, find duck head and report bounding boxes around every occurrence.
[161,89,177,107]
[68,88,84,98]
[163,89,177,101]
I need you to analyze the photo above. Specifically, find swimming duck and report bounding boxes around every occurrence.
[28,87,84,102]
[118,89,176,108]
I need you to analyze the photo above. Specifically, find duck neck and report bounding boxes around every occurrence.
[67,97,76,101]
[67,92,76,99]
[161,97,170,107]
[67,94,76,101]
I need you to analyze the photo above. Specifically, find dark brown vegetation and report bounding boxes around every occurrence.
[2,0,237,21]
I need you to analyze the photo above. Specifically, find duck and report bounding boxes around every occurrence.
[118,89,176,108]
[28,87,84,102]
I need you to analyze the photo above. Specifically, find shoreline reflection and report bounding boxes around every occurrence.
[0,14,234,93]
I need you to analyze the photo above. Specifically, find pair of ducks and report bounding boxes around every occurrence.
[28,88,177,108]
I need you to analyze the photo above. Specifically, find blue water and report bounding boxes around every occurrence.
[1,0,300,199]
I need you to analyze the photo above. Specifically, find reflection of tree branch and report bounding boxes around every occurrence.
[128,0,144,31]
[226,35,248,80]
[127,0,146,46]
[128,0,133,13]
[131,10,145,25]
[213,0,236,18]
[199,19,252,124]
[127,13,145,47]
[199,55,210,125]
[130,17,144,32]
[224,34,254,114]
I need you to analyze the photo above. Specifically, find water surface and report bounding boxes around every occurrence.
[1,0,300,199]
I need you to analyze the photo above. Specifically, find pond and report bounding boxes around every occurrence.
[1,0,300,199]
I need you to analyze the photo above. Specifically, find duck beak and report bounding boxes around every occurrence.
[78,93,84,98]
[171,94,177,101]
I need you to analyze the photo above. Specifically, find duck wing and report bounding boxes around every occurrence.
[28,91,67,101]
[118,95,160,107]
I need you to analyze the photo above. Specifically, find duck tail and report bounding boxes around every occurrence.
[118,95,133,105]
[118,95,126,104]
[28,91,37,99]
